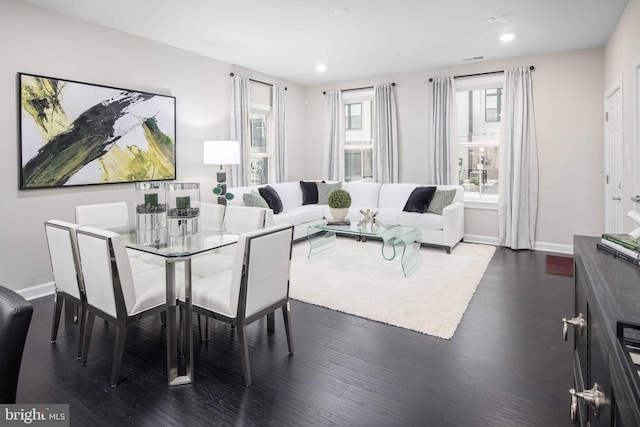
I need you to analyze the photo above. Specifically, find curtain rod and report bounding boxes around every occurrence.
[229,73,287,90]
[323,82,395,95]
[428,65,535,82]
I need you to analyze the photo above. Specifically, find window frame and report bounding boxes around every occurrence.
[484,88,502,122]
[249,102,272,185]
[342,89,374,182]
[345,102,363,130]
[455,74,504,205]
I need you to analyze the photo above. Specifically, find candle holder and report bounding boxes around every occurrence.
[134,182,167,245]
[166,182,200,236]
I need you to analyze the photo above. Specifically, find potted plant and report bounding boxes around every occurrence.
[328,189,352,222]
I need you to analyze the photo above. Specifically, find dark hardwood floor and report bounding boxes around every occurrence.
[17,245,574,426]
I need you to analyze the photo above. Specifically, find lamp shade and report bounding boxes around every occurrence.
[203,140,240,165]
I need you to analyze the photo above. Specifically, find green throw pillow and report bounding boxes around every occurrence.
[243,191,269,209]
[317,181,342,205]
[426,189,457,215]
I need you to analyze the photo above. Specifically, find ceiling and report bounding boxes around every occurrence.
[23,0,629,86]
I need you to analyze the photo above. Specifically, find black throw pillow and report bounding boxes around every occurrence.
[258,185,283,214]
[300,181,321,205]
[402,186,437,213]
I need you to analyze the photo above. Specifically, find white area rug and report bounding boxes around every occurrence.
[289,238,496,339]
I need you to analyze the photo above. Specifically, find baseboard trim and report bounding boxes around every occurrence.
[17,281,55,301]
[534,241,574,255]
[464,234,573,254]
[463,234,500,246]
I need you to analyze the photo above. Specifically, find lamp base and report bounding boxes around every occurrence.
[215,169,228,205]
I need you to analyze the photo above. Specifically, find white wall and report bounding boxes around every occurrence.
[305,48,606,251]
[0,0,305,292]
[605,0,640,231]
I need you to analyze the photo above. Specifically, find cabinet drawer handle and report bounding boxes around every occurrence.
[562,313,585,340]
[569,383,606,422]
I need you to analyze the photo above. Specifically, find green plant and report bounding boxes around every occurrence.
[328,189,352,209]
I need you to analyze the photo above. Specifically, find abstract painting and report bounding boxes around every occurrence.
[19,73,176,189]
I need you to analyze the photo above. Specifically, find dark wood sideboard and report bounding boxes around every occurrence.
[570,236,640,425]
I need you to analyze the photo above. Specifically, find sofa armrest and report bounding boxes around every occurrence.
[441,201,464,247]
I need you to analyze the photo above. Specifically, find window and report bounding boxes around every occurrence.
[485,88,502,122]
[345,103,362,129]
[456,76,503,199]
[249,109,269,185]
[343,90,374,182]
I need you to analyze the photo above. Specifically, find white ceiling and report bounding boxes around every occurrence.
[23,0,629,86]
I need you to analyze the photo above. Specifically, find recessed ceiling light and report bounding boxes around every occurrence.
[316,65,327,72]
[500,33,515,42]
[334,8,349,16]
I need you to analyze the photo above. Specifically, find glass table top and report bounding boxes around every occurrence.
[311,222,402,239]
[119,227,238,258]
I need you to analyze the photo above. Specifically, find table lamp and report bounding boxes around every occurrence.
[203,140,240,205]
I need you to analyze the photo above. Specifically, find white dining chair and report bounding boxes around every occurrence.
[223,205,268,234]
[178,223,295,387]
[75,201,165,267]
[44,220,86,359]
[76,226,172,387]
[75,202,130,232]
[189,204,268,278]
[200,202,226,231]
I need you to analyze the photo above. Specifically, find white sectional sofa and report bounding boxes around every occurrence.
[227,181,464,253]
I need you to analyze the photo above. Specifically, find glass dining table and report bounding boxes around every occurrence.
[119,227,239,386]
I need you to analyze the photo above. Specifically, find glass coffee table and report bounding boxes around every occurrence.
[306,222,423,277]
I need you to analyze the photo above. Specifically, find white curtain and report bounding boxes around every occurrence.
[323,90,342,180]
[373,84,399,183]
[428,76,457,185]
[229,74,250,187]
[498,67,538,249]
[273,85,287,183]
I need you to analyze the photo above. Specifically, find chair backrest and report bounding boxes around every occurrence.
[44,220,83,299]
[0,286,33,404]
[224,205,267,234]
[76,226,136,319]
[200,202,226,231]
[229,224,294,318]
[75,202,130,232]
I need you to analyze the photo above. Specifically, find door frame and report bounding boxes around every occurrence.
[604,77,624,233]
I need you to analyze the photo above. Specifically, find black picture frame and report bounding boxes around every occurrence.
[18,72,177,189]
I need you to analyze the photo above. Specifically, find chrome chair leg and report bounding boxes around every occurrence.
[282,303,294,354]
[50,296,64,343]
[80,312,96,366]
[267,312,275,333]
[111,322,128,387]
[236,323,252,387]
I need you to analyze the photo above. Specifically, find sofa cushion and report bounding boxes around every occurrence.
[317,181,342,204]
[243,191,269,209]
[378,183,420,210]
[399,212,443,230]
[402,186,437,213]
[271,210,302,227]
[300,181,321,205]
[371,208,401,227]
[342,182,382,207]
[427,189,458,215]
[258,185,283,214]
[270,182,303,211]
